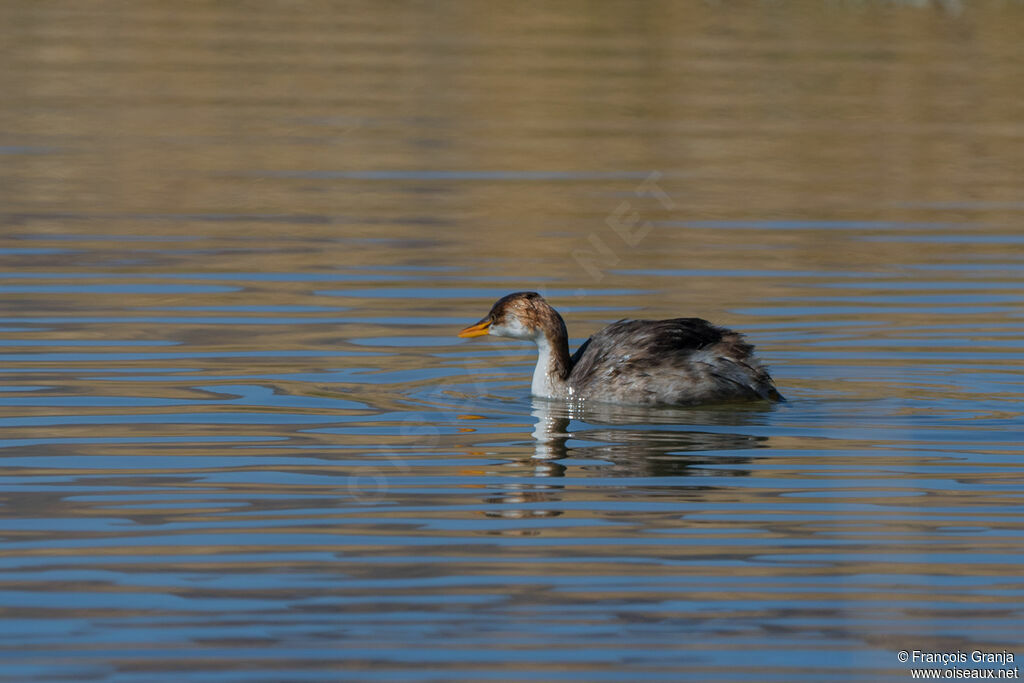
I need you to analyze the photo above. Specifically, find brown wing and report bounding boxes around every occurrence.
[568,318,781,404]
[569,318,723,382]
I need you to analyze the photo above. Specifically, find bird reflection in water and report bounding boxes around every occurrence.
[481,405,566,521]
[482,398,776,521]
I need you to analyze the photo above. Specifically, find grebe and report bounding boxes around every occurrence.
[458,292,783,406]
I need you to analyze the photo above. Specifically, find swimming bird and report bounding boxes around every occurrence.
[458,292,782,406]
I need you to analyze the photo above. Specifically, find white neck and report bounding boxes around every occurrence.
[530,334,569,399]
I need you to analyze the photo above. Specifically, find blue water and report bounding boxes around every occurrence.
[2,1,1024,681]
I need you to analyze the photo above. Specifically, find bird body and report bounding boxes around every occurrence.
[459,292,782,406]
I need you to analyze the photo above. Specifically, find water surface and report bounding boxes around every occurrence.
[2,2,1024,681]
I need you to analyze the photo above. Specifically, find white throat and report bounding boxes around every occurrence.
[488,317,569,399]
[530,334,566,399]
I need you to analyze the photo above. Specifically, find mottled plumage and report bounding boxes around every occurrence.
[458,292,782,406]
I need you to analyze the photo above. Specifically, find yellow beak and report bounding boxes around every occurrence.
[458,319,491,338]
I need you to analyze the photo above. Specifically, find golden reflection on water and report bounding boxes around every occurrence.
[1,1,1023,681]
